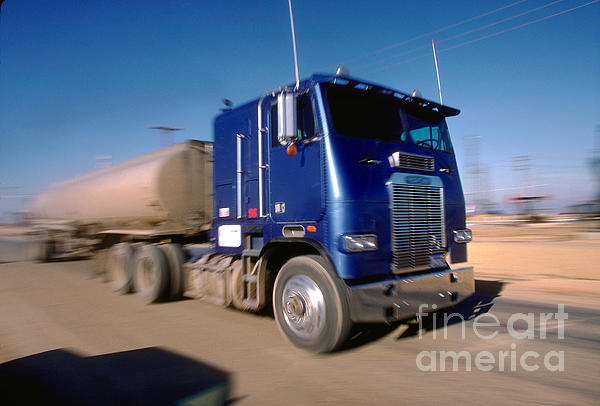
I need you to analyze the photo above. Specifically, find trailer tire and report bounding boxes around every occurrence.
[273,255,352,353]
[159,243,185,300]
[36,238,54,263]
[106,243,135,294]
[133,244,169,304]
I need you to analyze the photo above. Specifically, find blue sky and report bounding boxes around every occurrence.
[1,0,599,220]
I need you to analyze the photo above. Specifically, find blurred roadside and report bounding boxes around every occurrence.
[466,217,600,308]
[0,226,36,263]
[2,217,599,308]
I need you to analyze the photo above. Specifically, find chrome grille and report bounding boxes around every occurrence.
[390,182,445,273]
[388,152,434,172]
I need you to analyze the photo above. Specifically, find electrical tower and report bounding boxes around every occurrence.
[511,155,547,216]
[464,135,484,214]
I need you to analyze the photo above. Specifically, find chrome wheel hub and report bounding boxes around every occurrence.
[281,275,326,339]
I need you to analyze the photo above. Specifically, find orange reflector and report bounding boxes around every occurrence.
[286,144,297,156]
[307,225,317,232]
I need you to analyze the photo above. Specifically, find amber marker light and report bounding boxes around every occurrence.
[286,144,297,156]
[307,225,317,232]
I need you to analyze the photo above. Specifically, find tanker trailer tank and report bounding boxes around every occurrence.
[30,140,213,261]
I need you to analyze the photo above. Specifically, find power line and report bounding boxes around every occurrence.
[356,0,567,71]
[440,0,600,52]
[343,0,528,65]
[364,0,600,75]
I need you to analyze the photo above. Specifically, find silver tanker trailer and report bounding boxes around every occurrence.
[30,140,213,302]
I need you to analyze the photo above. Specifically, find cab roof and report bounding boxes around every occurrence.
[308,73,460,118]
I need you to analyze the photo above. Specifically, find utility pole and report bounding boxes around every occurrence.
[481,162,494,213]
[512,155,531,188]
[512,155,531,214]
[150,126,182,147]
[464,135,482,214]
[511,155,548,217]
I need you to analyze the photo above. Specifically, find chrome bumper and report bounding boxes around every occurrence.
[347,266,474,323]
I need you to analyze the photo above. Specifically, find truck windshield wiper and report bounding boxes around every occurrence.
[359,158,382,165]
[359,141,382,165]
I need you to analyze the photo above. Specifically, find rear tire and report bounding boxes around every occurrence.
[38,239,53,262]
[34,233,54,263]
[133,245,169,304]
[273,255,352,353]
[159,243,185,300]
[106,243,135,294]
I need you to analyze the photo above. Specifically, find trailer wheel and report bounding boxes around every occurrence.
[273,255,352,353]
[133,244,169,304]
[106,243,135,294]
[36,238,54,263]
[159,243,185,300]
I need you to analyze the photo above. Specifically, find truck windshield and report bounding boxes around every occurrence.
[405,114,453,153]
[324,83,405,143]
[324,83,453,153]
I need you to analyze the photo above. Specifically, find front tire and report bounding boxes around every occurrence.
[273,255,352,353]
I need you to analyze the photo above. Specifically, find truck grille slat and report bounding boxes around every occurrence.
[390,182,445,273]
[389,152,435,172]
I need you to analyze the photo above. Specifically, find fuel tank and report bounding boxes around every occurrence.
[31,140,213,235]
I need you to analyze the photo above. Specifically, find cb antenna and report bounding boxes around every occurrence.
[287,0,300,89]
[432,39,443,105]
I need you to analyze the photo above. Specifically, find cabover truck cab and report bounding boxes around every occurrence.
[186,73,474,352]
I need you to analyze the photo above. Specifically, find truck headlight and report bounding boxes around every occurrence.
[453,229,472,243]
[342,234,378,252]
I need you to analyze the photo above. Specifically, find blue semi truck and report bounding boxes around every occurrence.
[191,72,474,352]
[32,72,474,353]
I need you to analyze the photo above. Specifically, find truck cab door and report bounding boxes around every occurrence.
[266,93,322,223]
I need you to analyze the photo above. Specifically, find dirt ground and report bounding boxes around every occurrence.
[465,221,600,308]
[1,221,598,404]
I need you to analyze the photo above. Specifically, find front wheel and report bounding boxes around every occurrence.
[273,255,352,353]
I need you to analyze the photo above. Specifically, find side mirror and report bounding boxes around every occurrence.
[277,91,297,146]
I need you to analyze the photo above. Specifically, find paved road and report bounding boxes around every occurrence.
[1,259,598,405]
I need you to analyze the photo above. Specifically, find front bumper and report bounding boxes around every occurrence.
[346,266,474,323]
